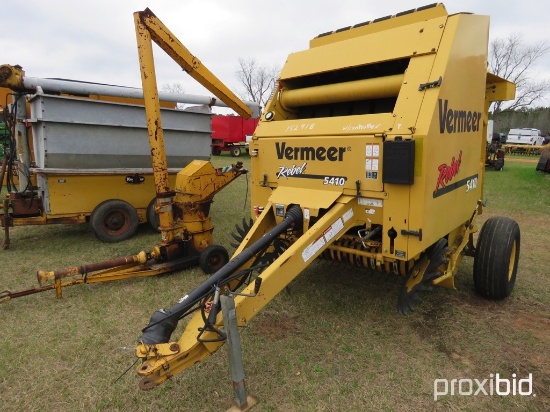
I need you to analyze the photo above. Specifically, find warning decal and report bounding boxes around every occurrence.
[301,209,354,262]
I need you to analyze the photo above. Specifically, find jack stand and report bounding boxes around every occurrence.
[2,198,10,250]
[221,294,258,412]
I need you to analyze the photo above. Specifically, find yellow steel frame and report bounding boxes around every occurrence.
[133,8,253,245]
[133,4,518,391]
[135,9,252,119]
[136,198,358,388]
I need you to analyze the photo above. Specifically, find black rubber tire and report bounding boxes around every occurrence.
[147,198,160,232]
[473,216,520,299]
[230,146,242,157]
[199,244,229,274]
[211,146,222,156]
[90,199,139,242]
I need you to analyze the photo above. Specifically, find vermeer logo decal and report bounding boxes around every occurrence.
[433,150,477,198]
[276,142,346,161]
[438,99,482,134]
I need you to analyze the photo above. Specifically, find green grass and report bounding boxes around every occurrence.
[483,159,550,213]
[0,155,548,411]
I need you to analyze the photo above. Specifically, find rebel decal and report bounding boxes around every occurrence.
[435,150,462,193]
[275,142,346,161]
[438,99,482,134]
[277,163,307,178]
[432,150,478,198]
[275,161,347,184]
[433,150,462,197]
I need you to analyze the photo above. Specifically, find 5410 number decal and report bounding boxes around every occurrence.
[323,176,347,186]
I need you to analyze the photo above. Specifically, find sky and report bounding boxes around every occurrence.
[2,0,550,109]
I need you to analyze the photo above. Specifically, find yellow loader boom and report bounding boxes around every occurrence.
[135,3,519,392]
[135,8,253,120]
[133,7,254,246]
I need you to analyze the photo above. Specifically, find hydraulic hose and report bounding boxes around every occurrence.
[139,205,303,344]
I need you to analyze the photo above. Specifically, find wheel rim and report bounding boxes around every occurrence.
[208,252,225,271]
[508,240,517,281]
[104,209,130,235]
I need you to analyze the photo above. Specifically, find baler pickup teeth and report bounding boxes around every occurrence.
[230,218,254,248]
[397,239,450,315]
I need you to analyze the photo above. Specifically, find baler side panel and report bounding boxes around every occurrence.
[406,14,489,258]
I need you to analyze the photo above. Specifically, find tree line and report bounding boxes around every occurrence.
[492,107,550,136]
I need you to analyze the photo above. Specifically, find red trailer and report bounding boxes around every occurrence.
[211,115,259,156]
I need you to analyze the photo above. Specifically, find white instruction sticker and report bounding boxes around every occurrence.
[366,144,373,157]
[358,198,383,207]
[366,159,372,171]
[343,208,354,223]
[324,218,343,243]
[302,210,352,262]
[302,236,325,262]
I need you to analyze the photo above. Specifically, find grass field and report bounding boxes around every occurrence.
[0,155,548,411]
